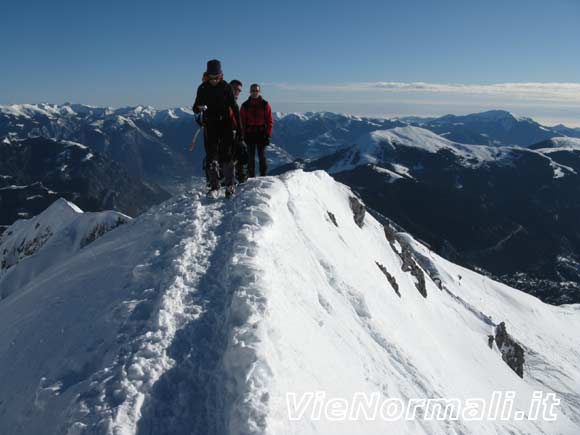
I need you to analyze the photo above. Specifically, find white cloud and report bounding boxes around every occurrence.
[269,81,580,103]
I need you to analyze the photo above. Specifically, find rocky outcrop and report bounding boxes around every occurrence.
[80,216,131,248]
[383,224,428,298]
[327,211,338,227]
[400,245,428,298]
[348,196,365,228]
[375,261,400,297]
[489,322,525,378]
[396,234,445,291]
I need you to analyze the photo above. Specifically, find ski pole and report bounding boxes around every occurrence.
[188,105,207,152]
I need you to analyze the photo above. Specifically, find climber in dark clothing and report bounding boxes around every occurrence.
[193,59,242,196]
[230,79,248,183]
[240,83,273,178]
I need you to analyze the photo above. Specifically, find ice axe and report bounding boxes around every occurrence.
[188,105,207,152]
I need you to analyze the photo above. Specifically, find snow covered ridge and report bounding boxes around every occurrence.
[0,171,579,435]
[325,125,516,174]
[315,125,580,182]
[0,198,131,299]
[532,136,580,152]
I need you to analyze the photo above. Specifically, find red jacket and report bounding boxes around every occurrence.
[240,97,273,137]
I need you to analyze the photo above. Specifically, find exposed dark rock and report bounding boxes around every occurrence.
[383,223,397,246]
[327,211,338,227]
[492,322,525,378]
[80,216,130,248]
[400,242,444,290]
[400,245,427,298]
[375,261,400,297]
[348,196,365,228]
[384,223,427,296]
[384,224,443,292]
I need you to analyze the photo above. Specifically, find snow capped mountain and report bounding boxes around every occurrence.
[0,198,131,299]
[1,104,574,184]
[0,103,198,186]
[272,109,567,155]
[0,170,578,434]
[322,126,514,174]
[0,103,296,187]
[408,110,557,146]
[272,111,405,159]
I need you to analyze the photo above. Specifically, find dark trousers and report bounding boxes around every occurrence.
[204,119,234,189]
[235,160,247,183]
[247,142,267,177]
[246,132,267,177]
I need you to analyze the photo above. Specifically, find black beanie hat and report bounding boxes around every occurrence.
[206,59,222,75]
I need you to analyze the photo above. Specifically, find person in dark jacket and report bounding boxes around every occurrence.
[192,59,242,196]
[230,79,248,183]
[240,83,273,178]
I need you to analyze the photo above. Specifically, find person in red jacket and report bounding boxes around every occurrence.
[240,84,273,177]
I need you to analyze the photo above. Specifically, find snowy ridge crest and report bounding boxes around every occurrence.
[0,171,579,434]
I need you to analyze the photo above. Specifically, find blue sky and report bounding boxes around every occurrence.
[1,0,579,125]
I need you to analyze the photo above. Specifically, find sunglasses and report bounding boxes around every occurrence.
[208,75,220,81]
[250,89,260,93]
[233,87,242,92]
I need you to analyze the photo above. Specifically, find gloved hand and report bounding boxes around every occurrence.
[264,135,271,146]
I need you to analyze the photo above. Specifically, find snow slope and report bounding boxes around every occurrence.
[0,171,579,435]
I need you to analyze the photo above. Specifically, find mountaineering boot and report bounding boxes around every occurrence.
[207,160,221,190]
[207,189,221,199]
[225,184,236,198]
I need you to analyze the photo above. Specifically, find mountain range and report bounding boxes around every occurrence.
[0,104,294,189]
[2,103,580,304]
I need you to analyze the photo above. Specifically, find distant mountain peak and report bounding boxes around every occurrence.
[473,109,515,119]
[437,110,517,122]
[45,197,84,215]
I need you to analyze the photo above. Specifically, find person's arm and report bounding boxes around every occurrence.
[192,85,204,113]
[265,102,273,137]
[240,103,247,133]
[228,87,243,139]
